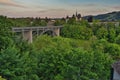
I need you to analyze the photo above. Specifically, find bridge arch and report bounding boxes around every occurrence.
[40,29,57,36]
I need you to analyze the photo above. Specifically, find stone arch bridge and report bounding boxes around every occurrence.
[12,26,63,43]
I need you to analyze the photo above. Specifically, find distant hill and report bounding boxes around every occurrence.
[83,11,120,21]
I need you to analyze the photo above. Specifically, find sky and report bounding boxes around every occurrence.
[0,0,120,18]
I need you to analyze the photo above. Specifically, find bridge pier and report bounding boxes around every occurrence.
[22,29,33,43]
[54,28,60,36]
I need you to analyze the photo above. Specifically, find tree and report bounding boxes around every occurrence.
[40,20,47,26]
[0,16,14,50]
[115,26,120,36]
[87,16,93,22]
[92,50,113,80]
[0,34,39,80]
[36,46,113,80]
[108,28,116,43]
[0,45,39,80]
[115,34,120,45]
[91,39,120,60]
[91,39,108,52]
[104,43,120,60]
[61,24,93,40]
[77,14,81,20]
[33,35,56,50]
[96,27,108,40]
[45,17,49,23]
[0,76,6,80]
[33,35,113,80]
[54,20,65,26]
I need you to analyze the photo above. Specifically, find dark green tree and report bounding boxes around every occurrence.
[108,28,116,42]
[96,27,108,40]
[0,16,14,50]
[61,24,93,40]
[115,34,120,45]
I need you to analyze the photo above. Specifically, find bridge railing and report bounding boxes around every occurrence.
[12,26,63,32]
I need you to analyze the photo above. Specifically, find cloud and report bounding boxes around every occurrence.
[39,8,68,13]
[6,8,70,18]
[112,6,120,10]
[83,3,98,7]
[0,0,26,8]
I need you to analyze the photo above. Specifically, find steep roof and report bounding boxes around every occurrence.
[112,61,120,75]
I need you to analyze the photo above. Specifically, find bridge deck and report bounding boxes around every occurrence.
[12,26,63,32]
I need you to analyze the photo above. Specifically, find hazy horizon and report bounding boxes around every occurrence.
[0,0,120,18]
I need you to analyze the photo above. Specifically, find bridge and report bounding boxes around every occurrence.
[12,26,63,43]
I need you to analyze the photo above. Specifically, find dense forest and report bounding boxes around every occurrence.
[0,15,120,80]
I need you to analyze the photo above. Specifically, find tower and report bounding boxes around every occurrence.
[76,9,78,17]
[76,9,78,21]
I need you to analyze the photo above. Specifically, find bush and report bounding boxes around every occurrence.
[61,24,93,40]
[115,34,120,45]
[36,47,113,80]
[0,76,6,80]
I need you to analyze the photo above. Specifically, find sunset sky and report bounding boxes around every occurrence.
[0,0,120,18]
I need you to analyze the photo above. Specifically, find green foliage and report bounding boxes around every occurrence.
[0,16,13,27]
[54,19,65,26]
[32,19,47,26]
[91,39,120,60]
[0,76,6,80]
[11,18,32,27]
[108,28,116,42]
[79,20,89,26]
[104,43,120,60]
[92,51,113,80]
[32,35,113,80]
[89,22,120,43]
[36,46,113,80]
[70,39,92,50]
[40,20,47,26]
[61,24,93,40]
[116,26,120,35]
[33,35,56,50]
[115,34,120,45]
[67,17,76,24]
[10,17,47,27]
[96,27,108,40]
[0,16,14,49]
[91,39,108,53]
[33,35,92,51]
[0,45,38,80]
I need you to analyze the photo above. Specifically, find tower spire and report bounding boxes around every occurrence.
[76,9,78,17]
[75,9,78,21]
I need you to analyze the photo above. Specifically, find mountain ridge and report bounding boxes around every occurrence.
[83,11,120,21]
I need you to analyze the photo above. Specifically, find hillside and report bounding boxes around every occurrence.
[84,11,120,21]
